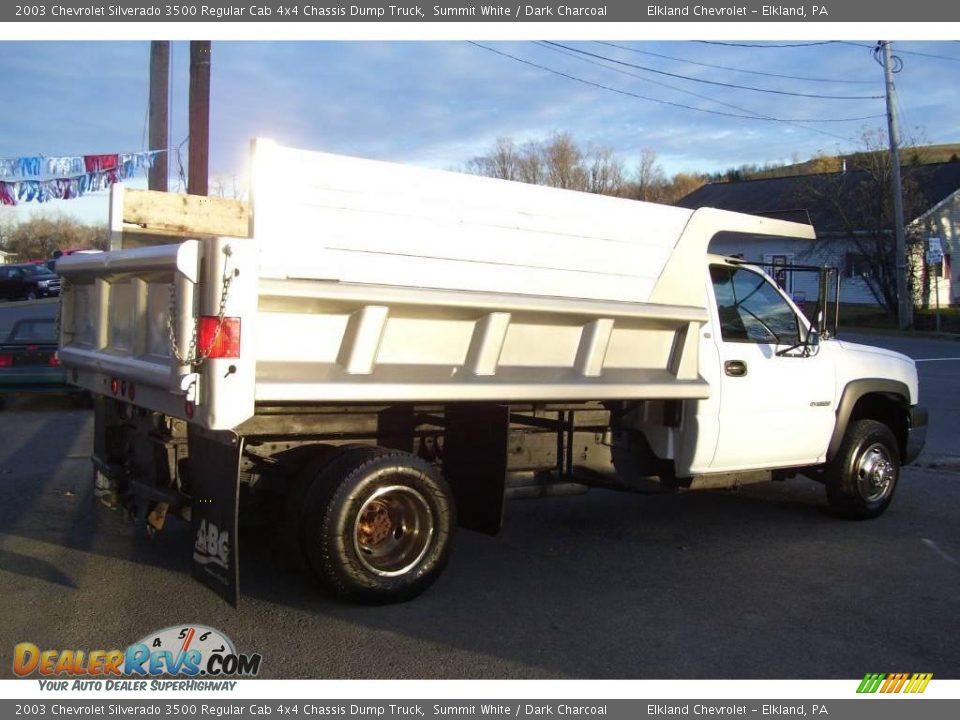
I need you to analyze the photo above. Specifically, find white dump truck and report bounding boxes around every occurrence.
[57,140,927,605]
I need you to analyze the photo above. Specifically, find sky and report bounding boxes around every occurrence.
[0,39,958,226]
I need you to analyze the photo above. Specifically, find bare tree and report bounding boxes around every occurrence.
[467,133,624,196]
[628,148,668,202]
[541,132,586,190]
[515,141,545,186]
[466,137,520,181]
[211,173,248,201]
[585,145,625,195]
[797,129,928,317]
[466,134,707,204]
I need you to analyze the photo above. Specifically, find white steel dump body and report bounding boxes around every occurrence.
[57,140,815,430]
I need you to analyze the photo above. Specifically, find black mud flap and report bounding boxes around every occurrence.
[443,403,509,535]
[187,426,243,607]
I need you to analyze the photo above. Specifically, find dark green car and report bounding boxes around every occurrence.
[0,318,67,405]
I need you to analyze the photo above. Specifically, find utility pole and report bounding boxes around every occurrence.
[148,41,169,192]
[881,40,912,329]
[188,41,211,196]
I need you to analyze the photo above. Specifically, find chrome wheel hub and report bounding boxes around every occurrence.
[857,443,895,502]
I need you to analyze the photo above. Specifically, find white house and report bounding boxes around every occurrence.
[676,162,960,312]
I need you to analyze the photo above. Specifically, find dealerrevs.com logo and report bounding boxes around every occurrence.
[14,624,262,690]
[857,673,933,694]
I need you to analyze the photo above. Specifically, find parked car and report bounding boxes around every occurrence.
[0,263,61,300]
[0,318,67,407]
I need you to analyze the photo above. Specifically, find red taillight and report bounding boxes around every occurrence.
[197,316,241,359]
[110,378,119,395]
[48,354,60,367]
[184,400,195,419]
[0,354,13,368]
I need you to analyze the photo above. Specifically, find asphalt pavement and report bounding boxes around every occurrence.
[0,332,957,679]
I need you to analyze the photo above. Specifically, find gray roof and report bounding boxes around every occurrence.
[676,161,960,234]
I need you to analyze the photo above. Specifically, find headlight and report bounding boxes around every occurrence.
[38,280,49,288]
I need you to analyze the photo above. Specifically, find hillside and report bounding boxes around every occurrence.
[711,142,960,183]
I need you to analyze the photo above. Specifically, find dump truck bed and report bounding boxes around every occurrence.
[57,140,815,430]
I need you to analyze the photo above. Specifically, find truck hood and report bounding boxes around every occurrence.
[834,339,913,364]
[830,339,919,405]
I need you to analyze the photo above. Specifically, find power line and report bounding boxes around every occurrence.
[468,42,855,143]
[595,41,879,85]
[839,40,960,63]
[694,40,839,48]
[535,42,881,129]
[542,42,884,100]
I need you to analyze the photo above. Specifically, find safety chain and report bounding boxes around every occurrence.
[167,255,235,368]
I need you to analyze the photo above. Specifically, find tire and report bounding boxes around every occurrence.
[825,419,900,519]
[300,448,455,604]
[281,444,380,569]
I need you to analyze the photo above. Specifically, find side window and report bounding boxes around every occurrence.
[711,265,800,345]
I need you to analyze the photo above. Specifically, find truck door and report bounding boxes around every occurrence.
[706,263,835,471]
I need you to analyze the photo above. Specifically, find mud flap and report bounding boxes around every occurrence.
[443,403,509,535]
[187,426,243,607]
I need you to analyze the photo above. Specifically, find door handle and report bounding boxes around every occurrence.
[724,360,747,377]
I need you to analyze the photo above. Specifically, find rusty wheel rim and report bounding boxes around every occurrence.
[352,484,434,577]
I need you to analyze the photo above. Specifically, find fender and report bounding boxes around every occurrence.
[826,379,910,462]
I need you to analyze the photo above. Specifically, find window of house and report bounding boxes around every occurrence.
[844,253,872,279]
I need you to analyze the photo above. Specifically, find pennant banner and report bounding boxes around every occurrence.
[0,150,161,206]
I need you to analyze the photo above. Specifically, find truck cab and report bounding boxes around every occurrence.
[625,255,925,520]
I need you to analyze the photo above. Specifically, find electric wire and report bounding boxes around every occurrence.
[595,41,879,85]
[839,40,960,63]
[543,42,884,100]
[468,42,856,143]
[694,40,840,48]
[535,42,880,132]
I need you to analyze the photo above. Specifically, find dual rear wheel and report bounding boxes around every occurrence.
[292,446,455,604]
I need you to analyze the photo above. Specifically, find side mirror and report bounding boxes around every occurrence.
[806,329,820,348]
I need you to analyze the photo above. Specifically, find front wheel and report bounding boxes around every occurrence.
[825,419,900,519]
[300,448,455,604]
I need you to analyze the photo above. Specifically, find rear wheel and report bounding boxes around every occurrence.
[825,419,900,519]
[300,448,454,603]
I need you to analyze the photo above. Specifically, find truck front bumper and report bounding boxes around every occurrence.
[903,405,928,465]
